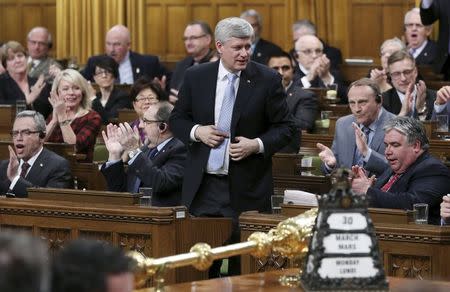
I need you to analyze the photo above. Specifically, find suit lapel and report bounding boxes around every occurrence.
[370,109,387,151]
[230,64,254,136]
[129,52,140,81]
[26,149,47,181]
[343,117,357,166]
[205,62,220,124]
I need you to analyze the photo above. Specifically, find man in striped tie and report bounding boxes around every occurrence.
[351,116,450,225]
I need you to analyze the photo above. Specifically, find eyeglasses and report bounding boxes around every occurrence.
[405,23,424,29]
[271,65,292,72]
[389,68,415,79]
[135,95,157,103]
[28,40,48,47]
[297,49,323,56]
[94,69,113,77]
[11,129,41,138]
[182,35,206,42]
[142,117,163,125]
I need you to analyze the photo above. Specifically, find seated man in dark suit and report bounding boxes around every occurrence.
[267,51,318,153]
[383,50,436,120]
[293,34,347,102]
[240,9,283,65]
[317,78,395,177]
[82,24,170,87]
[290,19,343,70]
[404,8,437,66]
[352,116,450,225]
[169,20,214,103]
[0,110,72,197]
[101,101,186,206]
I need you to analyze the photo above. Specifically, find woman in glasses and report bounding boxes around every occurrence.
[91,55,132,124]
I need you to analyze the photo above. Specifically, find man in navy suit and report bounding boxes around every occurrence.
[169,17,294,276]
[0,110,72,197]
[82,25,170,87]
[240,9,283,65]
[101,101,186,207]
[352,116,450,225]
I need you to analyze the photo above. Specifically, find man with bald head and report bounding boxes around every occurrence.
[82,24,170,86]
[27,26,61,81]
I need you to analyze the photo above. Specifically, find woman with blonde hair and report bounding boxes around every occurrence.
[45,69,101,162]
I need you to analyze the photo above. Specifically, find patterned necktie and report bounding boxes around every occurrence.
[132,147,157,193]
[208,73,238,171]
[409,47,417,57]
[381,173,400,192]
[20,162,30,178]
[354,126,371,166]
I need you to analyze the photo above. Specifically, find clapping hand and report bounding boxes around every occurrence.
[116,122,141,151]
[6,146,19,181]
[399,82,415,116]
[26,74,46,104]
[48,90,66,121]
[102,124,124,161]
[316,143,337,168]
[351,165,375,195]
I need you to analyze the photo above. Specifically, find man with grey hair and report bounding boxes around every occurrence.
[290,19,343,70]
[240,9,283,65]
[82,24,170,86]
[0,110,72,197]
[26,26,61,81]
[170,16,294,276]
[352,116,450,225]
[0,231,50,292]
[404,7,437,65]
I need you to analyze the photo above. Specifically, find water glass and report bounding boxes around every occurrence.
[413,203,428,224]
[271,195,284,214]
[436,115,448,132]
[16,100,26,115]
[138,187,153,206]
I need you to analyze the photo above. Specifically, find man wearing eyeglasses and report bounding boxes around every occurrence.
[0,110,72,197]
[404,8,437,66]
[101,101,186,207]
[383,50,436,120]
[268,51,318,153]
[169,21,214,103]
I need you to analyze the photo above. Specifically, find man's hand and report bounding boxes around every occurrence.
[117,122,141,151]
[153,75,167,90]
[316,143,336,168]
[399,82,415,116]
[102,123,124,161]
[352,122,369,157]
[48,64,62,79]
[436,85,450,105]
[351,165,375,195]
[415,80,427,110]
[441,195,450,219]
[6,146,19,181]
[229,136,259,161]
[370,68,387,83]
[195,125,228,148]
[306,59,321,82]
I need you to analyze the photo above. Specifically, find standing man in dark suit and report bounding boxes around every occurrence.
[0,110,72,197]
[404,8,438,66]
[267,51,318,153]
[101,101,186,207]
[317,78,395,177]
[383,50,436,120]
[240,9,283,65]
[352,116,450,225]
[169,17,294,276]
[82,25,170,87]
[169,20,214,104]
[420,0,450,79]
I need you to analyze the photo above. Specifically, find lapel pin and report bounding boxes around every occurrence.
[247,80,250,83]
[257,52,262,57]
[40,163,43,167]
[136,68,140,74]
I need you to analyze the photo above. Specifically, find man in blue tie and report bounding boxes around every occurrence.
[169,17,294,276]
[101,101,186,207]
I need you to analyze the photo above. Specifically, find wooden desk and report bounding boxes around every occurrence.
[0,105,15,140]
[240,208,450,281]
[136,268,450,291]
[0,197,232,285]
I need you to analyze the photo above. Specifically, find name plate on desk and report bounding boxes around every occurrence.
[319,257,378,278]
[323,233,372,254]
[327,213,367,230]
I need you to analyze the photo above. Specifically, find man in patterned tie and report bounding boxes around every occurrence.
[352,116,450,225]
[101,101,186,207]
[0,110,72,197]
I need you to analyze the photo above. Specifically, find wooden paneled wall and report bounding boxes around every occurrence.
[0,0,417,64]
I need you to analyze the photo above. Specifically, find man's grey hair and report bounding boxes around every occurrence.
[155,101,174,123]
[215,17,254,44]
[380,37,406,54]
[27,27,52,47]
[292,19,317,35]
[240,9,262,27]
[383,116,429,150]
[16,110,46,134]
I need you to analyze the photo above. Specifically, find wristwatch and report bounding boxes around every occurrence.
[128,148,141,159]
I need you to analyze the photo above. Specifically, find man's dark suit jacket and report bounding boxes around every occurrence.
[81,51,171,84]
[382,87,436,120]
[169,60,295,214]
[251,38,283,65]
[279,84,318,153]
[0,72,52,119]
[420,0,450,75]
[101,138,186,207]
[170,50,212,91]
[0,148,72,197]
[92,87,132,124]
[415,40,438,66]
[367,152,450,225]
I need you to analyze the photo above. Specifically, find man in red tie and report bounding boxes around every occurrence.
[0,110,72,197]
[351,116,450,225]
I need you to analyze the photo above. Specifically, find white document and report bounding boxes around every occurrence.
[283,189,318,206]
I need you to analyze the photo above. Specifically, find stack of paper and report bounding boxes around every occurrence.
[284,189,318,206]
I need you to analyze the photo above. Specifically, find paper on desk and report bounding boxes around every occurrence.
[284,189,318,206]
